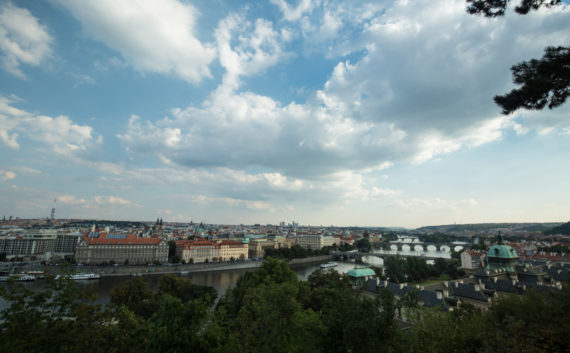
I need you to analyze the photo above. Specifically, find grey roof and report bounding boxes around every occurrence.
[418,290,448,310]
[449,282,488,302]
[546,267,569,282]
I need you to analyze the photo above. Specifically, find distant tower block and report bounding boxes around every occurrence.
[50,199,56,219]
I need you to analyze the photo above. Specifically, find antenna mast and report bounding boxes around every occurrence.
[50,199,56,220]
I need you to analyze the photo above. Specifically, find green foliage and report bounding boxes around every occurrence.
[465,1,568,114]
[2,259,568,352]
[383,232,399,241]
[0,277,115,353]
[494,46,570,114]
[385,256,464,283]
[466,0,560,17]
[544,221,570,236]
[418,232,458,243]
[264,244,332,260]
[159,274,217,306]
[406,286,570,353]
[356,238,371,250]
[110,277,159,319]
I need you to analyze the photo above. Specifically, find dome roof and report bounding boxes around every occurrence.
[348,268,376,277]
[488,244,518,259]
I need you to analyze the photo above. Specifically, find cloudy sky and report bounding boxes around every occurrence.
[0,0,569,228]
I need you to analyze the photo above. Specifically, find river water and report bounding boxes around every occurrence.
[1,253,448,308]
[1,261,360,308]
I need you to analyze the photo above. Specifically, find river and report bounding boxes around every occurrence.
[1,252,451,308]
[1,260,371,308]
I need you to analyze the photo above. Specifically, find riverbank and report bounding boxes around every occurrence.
[1,255,333,278]
[289,255,332,266]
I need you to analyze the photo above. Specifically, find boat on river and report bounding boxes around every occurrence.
[320,262,338,269]
[0,274,36,282]
[56,273,101,280]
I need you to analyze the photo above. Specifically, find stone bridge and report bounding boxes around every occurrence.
[383,243,465,253]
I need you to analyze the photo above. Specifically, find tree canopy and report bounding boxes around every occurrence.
[1,260,568,352]
[466,0,569,114]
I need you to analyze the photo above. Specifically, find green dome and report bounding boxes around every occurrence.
[348,268,376,277]
[487,244,518,259]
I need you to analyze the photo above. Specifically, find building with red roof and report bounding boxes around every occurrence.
[75,232,168,264]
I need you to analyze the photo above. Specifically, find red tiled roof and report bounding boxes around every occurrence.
[82,232,162,245]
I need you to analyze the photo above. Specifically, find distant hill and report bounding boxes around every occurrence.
[62,220,147,228]
[543,221,570,235]
[414,222,563,234]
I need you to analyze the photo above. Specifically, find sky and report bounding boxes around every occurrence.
[0,0,569,228]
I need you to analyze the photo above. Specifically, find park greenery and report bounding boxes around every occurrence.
[1,258,569,352]
[263,244,335,260]
[543,221,570,236]
[384,256,465,283]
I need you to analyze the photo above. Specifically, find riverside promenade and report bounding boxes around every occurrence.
[2,255,333,278]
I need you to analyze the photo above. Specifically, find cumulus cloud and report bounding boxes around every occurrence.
[0,2,52,78]
[216,11,290,90]
[0,95,101,157]
[54,0,215,83]
[0,170,15,182]
[116,0,570,184]
[270,0,318,22]
[394,197,478,212]
[58,194,141,208]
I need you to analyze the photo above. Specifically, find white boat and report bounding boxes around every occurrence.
[320,262,338,269]
[0,274,36,282]
[56,273,101,280]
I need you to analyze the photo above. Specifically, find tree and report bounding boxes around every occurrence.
[466,1,568,114]
[356,238,371,251]
[110,277,158,319]
[466,0,561,17]
[158,274,217,306]
[0,277,116,353]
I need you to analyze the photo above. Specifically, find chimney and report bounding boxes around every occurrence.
[493,277,498,283]
[436,291,442,300]
[474,284,480,291]
[399,283,405,290]
[454,281,459,288]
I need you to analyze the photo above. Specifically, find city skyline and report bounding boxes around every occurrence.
[1,0,569,228]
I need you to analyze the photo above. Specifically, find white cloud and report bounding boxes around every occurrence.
[270,0,318,22]
[0,170,15,182]
[0,2,52,78]
[54,0,215,83]
[215,12,289,90]
[58,194,141,208]
[0,95,100,157]
[394,196,478,212]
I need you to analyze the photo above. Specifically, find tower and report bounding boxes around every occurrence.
[50,199,56,220]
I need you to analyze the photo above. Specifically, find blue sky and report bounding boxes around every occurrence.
[0,0,569,228]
